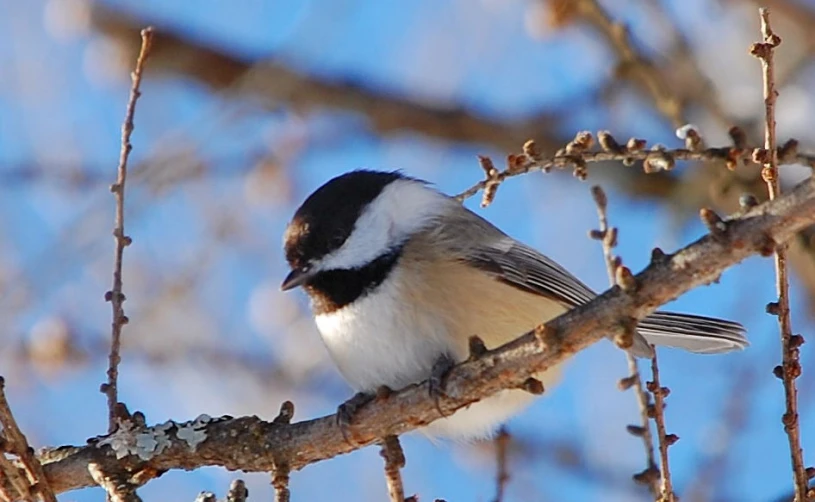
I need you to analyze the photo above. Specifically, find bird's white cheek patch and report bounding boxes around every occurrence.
[317,179,451,272]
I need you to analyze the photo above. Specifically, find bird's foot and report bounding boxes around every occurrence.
[429,353,456,417]
[336,391,375,444]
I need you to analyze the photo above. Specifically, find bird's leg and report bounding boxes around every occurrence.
[429,353,456,417]
[336,391,375,443]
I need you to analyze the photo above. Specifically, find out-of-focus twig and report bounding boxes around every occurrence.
[103,27,153,434]
[590,185,659,496]
[554,0,707,128]
[380,435,407,502]
[89,4,562,155]
[536,0,735,129]
[751,10,810,501]
[493,426,511,502]
[647,355,676,501]
[0,377,58,502]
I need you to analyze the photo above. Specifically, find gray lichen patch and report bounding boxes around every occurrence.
[176,414,211,451]
[96,415,213,460]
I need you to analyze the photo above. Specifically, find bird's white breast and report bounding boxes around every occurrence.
[314,255,566,439]
[315,266,452,393]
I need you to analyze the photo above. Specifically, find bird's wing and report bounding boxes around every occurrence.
[465,237,597,308]
[428,204,596,308]
[425,204,747,355]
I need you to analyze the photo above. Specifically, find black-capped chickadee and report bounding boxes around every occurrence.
[281,170,748,439]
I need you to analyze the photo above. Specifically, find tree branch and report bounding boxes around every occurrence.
[751,9,811,501]
[88,4,560,154]
[0,378,57,502]
[647,354,676,501]
[11,174,815,498]
[590,186,660,495]
[492,427,511,502]
[103,26,153,434]
[380,435,407,502]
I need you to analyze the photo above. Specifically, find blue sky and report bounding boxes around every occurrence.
[1,1,813,501]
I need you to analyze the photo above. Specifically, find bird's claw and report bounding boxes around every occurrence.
[429,353,456,417]
[336,391,374,444]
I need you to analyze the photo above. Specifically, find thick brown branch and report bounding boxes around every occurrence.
[16,175,815,497]
[88,4,560,154]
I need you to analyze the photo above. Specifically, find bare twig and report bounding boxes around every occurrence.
[493,427,511,502]
[16,175,815,498]
[88,3,561,155]
[590,186,659,496]
[0,378,57,502]
[565,0,686,127]
[455,132,815,203]
[103,27,154,434]
[0,450,32,502]
[380,435,407,502]
[271,465,290,502]
[751,9,810,501]
[88,463,142,502]
[272,401,293,502]
[226,479,248,502]
[647,355,676,501]
[194,492,217,502]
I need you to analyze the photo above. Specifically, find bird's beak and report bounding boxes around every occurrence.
[281,266,315,291]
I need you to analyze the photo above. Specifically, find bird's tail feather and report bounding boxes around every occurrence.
[630,311,748,357]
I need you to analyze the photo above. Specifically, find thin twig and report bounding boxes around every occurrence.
[272,401,293,502]
[569,0,684,127]
[87,463,142,502]
[272,466,290,502]
[103,27,154,434]
[647,354,675,501]
[0,377,58,502]
[0,450,31,502]
[493,426,511,502]
[590,186,659,496]
[380,435,407,502]
[751,9,810,501]
[194,492,217,502]
[226,479,248,502]
[454,132,814,204]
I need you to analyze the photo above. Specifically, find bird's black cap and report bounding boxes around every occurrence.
[283,170,405,270]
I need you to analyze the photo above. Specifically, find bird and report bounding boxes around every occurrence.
[280,169,748,439]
